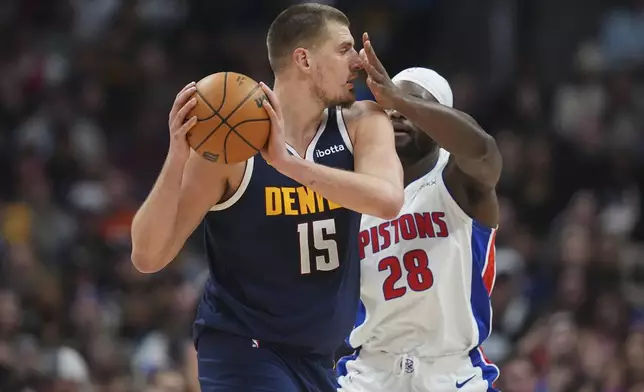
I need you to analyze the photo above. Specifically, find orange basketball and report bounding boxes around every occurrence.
[186,72,271,164]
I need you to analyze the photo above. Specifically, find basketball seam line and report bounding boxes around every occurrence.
[196,83,260,148]
[224,129,230,163]
[193,72,228,121]
[193,83,262,151]
[218,72,228,112]
[194,90,218,121]
[224,118,270,163]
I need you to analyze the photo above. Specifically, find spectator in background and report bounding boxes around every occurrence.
[0,0,643,390]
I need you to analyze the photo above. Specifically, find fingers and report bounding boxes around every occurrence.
[366,77,379,91]
[170,87,197,124]
[178,81,196,96]
[259,82,283,119]
[262,98,279,126]
[170,82,197,122]
[175,116,198,140]
[259,98,279,160]
[359,48,368,64]
[261,97,285,152]
[361,54,382,80]
[360,33,389,84]
[365,76,385,99]
[363,38,385,74]
[173,97,198,130]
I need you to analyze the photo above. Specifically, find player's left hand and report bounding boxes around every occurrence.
[259,82,290,167]
[360,32,402,109]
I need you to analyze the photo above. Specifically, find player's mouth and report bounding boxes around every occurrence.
[346,75,358,88]
[392,119,414,146]
[391,117,414,147]
[391,119,414,135]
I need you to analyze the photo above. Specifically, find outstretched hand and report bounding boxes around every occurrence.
[360,32,402,109]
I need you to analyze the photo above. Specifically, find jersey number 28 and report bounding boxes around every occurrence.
[379,249,434,300]
[298,219,339,274]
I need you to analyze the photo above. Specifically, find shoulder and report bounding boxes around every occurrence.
[340,101,391,141]
[341,100,387,125]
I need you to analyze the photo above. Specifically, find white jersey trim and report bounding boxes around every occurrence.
[482,227,497,293]
[434,149,475,224]
[335,106,354,154]
[285,108,329,160]
[304,109,329,160]
[209,157,254,211]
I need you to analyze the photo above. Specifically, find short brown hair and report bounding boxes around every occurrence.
[266,3,349,73]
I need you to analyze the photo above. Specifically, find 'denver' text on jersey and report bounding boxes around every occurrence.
[193,107,362,357]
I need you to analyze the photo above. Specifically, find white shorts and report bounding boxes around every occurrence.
[337,347,499,392]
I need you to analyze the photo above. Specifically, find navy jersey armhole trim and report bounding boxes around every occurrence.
[210,157,255,211]
[335,106,354,154]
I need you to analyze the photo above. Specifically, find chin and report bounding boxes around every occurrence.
[326,95,355,107]
[395,141,420,162]
[343,90,357,104]
[416,137,438,154]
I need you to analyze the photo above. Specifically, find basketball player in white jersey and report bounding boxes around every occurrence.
[336,33,503,392]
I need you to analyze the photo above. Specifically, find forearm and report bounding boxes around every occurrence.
[131,154,186,271]
[392,94,494,159]
[276,157,403,219]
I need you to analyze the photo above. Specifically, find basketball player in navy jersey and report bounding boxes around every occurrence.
[130,4,403,392]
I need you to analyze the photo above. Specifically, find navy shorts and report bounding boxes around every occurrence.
[196,328,337,392]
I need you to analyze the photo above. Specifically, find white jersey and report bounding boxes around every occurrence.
[348,149,497,358]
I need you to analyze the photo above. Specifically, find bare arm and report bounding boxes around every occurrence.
[259,83,403,219]
[131,151,228,273]
[392,95,502,189]
[131,82,228,273]
[359,32,501,190]
[271,102,404,220]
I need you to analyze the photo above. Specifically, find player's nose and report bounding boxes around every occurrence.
[350,50,363,70]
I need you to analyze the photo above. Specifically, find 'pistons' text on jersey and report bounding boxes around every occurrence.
[348,149,498,364]
[358,211,449,259]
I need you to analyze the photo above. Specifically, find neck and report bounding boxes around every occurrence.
[402,148,440,186]
[273,75,327,147]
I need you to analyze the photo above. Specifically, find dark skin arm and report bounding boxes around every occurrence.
[360,32,502,227]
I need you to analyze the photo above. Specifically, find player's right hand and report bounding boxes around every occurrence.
[258,82,290,168]
[168,81,198,162]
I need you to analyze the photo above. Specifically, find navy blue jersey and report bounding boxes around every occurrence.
[194,107,361,357]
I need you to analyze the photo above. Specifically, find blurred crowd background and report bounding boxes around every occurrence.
[0,0,644,391]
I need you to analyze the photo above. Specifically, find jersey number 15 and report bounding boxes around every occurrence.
[298,219,340,274]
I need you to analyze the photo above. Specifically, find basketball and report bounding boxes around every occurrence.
[186,72,271,164]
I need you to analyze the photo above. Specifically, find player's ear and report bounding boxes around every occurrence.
[292,48,311,73]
